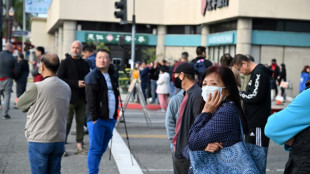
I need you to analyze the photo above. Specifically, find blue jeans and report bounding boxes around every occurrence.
[151,79,157,103]
[169,81,174,98]
[28,142,65,174]
[87,118,116,174]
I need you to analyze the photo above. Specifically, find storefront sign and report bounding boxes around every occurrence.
[25,0,52,14]
[85,32,149,45]
[201,0,229,15]
[207,32,234,46]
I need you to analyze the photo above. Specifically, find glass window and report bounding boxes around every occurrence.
[209,20,237,33]
[253,19,310,33]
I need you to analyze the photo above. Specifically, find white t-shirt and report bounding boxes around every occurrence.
[102,72,116,119]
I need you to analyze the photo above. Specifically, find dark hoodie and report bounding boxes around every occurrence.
[240,64,272,128]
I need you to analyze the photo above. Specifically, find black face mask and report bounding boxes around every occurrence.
[174,76,182,89]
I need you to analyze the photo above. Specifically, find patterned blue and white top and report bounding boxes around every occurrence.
[187,100,242,151]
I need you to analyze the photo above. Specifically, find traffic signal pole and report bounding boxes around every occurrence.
[130,0,136,71]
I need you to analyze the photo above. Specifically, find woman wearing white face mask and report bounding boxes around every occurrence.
[183,65,249,173]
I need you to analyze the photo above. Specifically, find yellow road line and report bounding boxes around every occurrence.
[120,134,168,139]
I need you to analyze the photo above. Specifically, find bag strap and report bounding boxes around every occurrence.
[238,115,248,149]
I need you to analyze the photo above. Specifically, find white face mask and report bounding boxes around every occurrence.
[201,86,224,102]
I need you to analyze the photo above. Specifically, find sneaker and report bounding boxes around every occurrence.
[84,126,88,134]
[76,147,88,155]
[2,115,11,119]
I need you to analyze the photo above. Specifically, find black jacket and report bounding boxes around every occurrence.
[15,59,29,82]
[175,84,202,159]
[285,126,310,174]
[278,69,287,84]
[240,64,272,128]
[149,65,161,80]
[269,64,280,80]
[191,57,213,68]
[0,51,17,78]
[57,56,90,104]
[85,67,119,121]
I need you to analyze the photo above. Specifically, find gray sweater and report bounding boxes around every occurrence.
[165,90,184,140]
[17,76,71,142]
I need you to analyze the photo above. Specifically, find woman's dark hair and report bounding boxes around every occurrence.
[302,65,310,73]
[160,66,168,73]
[220,53,232,67]
[281,63,286,72]
[200,65,249,134]
[281,63,286,69]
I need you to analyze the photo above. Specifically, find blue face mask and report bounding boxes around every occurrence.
[201,86,224,102]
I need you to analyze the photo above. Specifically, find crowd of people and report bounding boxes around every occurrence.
[1,41,310,174]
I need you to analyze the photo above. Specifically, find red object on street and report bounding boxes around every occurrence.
[120,103,161,110]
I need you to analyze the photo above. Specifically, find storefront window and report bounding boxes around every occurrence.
[208,45,236,63]
[253,19,310,33]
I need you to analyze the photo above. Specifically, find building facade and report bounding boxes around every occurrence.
[31,0,310,96]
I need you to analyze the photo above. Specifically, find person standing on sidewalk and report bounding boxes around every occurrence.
[156,67,170,112]
[269,58,280,99]
[139,61,149,102]
[31,46,45,82]
[172,62,202,174]
[17,53,71,174]
[149,61,161,104]
[14,53,29,106]
[84,49,119,174]
[173,52,189,95]
[0,43,17,119]
[232,54,272,171]
[57,40,90,155]
[191,46,212,85]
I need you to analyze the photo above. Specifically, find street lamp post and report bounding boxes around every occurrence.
[7,7,14,43]
[0,3,3,51]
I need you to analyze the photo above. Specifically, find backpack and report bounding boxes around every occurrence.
[194,59,207,81]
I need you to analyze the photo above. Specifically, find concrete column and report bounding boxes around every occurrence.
[201,24,210,57]
[236,18,252,55]
[156,25,166,60]
[63,21,77,58]
[58,27,63,59]
[54,31,58,55]
[201,24,209,46]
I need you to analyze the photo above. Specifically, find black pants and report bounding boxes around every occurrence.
[16,80,27,98]
[245,127,270,147]
[172,151,190,174]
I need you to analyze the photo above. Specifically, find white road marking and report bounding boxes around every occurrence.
[110,129,143,174]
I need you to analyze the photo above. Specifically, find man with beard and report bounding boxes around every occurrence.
[57,40,90,155]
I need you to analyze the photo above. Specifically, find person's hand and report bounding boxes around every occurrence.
[285,137,295,146]
[92,120,97,124]
[78,80,85,88]
[202,90,223,113]
[204,142,223,153]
